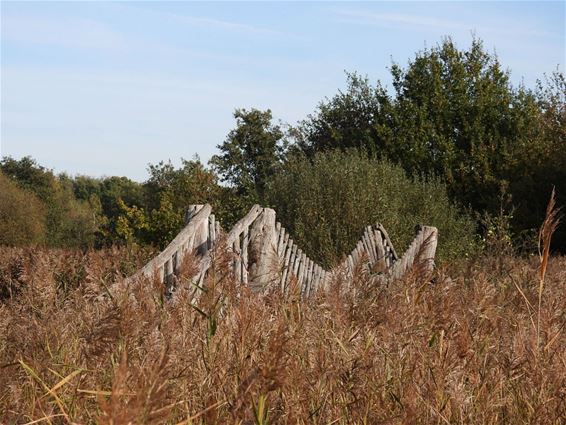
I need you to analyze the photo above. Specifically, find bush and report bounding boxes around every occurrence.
[0,157,98,248]
[267,150,477,267]
[0,172,46,246]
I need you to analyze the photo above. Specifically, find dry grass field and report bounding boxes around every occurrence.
[1,241,564,424]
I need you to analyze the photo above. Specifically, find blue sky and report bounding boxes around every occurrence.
[1,1,564,181]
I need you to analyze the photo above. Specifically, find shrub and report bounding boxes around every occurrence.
[0,172,46,246]
[267,150,477,267]
[0,157,98,248]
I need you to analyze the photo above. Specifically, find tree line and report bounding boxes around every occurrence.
[1,38,564,263]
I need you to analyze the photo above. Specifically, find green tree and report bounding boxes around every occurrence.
[211,108,284,206]
[295,73,393,158]
[86,176,146,246]
[0,157,97,248]
[142,158,227,245]
[507,71,566,250]
[145,158,220,212]
[388,40,565,250]
[147,194,183,249]
[114,199,150,244]
[0,172,46,246]
[294,37,565,252]
[0,156,55,200]
[387,37,541,213]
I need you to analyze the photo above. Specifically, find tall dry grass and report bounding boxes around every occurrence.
[1,242,565,423]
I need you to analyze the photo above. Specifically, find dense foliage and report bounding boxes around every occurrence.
[211,109,285,200]
[0,157,223,250]
[0,172,46,246]
[1,37,563,257]
[0,157,97,248]
[295,38,565,251]
[267,150,477,267]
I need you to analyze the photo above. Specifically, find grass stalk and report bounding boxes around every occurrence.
[536,188,561,350]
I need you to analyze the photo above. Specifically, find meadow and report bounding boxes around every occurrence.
[1,240,564,423]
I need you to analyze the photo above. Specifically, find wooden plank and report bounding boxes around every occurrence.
[208,214,216,249]
[296,252,307,296]
[242,228,249,284]
[195,216,209,256]
[248,208,279,292]
[300,257,308,296]
[172,251,178,274]
[419,226,438,274]
[280,233,289,262]
[307,258,314,295]
[227,205,263,245]
[281,239,293,291]
[310,265,318,293]
[374,228,385,259]
[295,250,304,282]
[366,226,378,264]
[184,204,203,225]
[286,244,298,291]
[322,270,329,289]
[390,226,437,280]
[352,245,359,264]
[293,245,303,277]
[277,226,288,257]
[215,221,221,240]
[310,262,318,295]
[287,245,299,293]
[136,204,212,281]
[317,266,324,291]
[304,258,313,297]
[233,236,241,281]
[275,222,283,255]
[164,259,171,279]
[306,258,312,293]
[312,265,320,292]
[372,228,387,272]
[362,232,373,263]
[376,223,398,261]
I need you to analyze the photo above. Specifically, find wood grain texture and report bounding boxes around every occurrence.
[124,204,437,300]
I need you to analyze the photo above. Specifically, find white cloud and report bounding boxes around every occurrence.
[1,15,128,50]
[172,14,285,36]
[333,8,553,39]
[114,2,291,37]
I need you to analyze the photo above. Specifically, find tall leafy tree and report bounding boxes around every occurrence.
[145,157,219,212]
[508,71,566,248]
[0,172,46,246]
[294,37,565,251]
[0,156,97,248]
[388,37,541,213]
[387,38,565,250]
[295,73,393,157]
[143,158,222,247]
[211,108,284,205]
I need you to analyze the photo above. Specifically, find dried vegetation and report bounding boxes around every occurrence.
[1,214,565,424]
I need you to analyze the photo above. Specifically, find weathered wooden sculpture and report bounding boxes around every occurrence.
[124,204,438,298]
